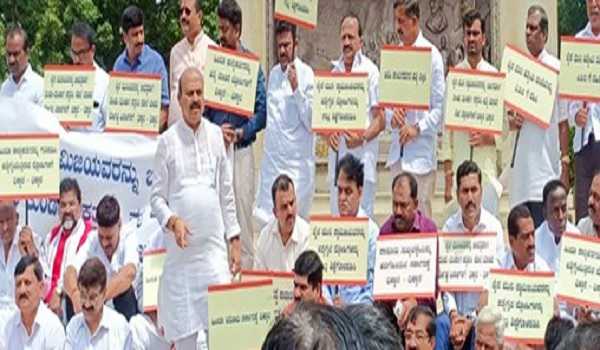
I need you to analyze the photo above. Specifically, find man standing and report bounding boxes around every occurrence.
[169,0,216,127]
[327,14,385,218]
[578,171,600,237]
[113,5,169,132]
[508,5,570,227]
[151,67,241,349]
[205,0,267,269]
[3,256,64,349]
[254,175,309,271]
[255,21,315,226]
[282,250,325,316]
[386,0,445,218]
[0,24,43,105]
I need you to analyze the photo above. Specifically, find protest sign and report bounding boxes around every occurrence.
[241,270,294,317]
[559,36,600,102]
[43,65,95,127]
[142,248,166,312]
[274,0,318,30]
[557,233,600,309]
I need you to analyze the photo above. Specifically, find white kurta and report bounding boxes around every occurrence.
[150,119,240,342]
[254,57,315,226]
[0,64,44,106]
[535,220,580,272]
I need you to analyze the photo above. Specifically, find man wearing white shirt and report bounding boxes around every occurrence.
[150,67,240,349]
[168,0,216,127]
[386,0,445,218]
[130,312,171,350]
[578,171,600,237]
[508,5,570,228]
[65,257,132,349]
[255,21,315,226]
[437,160,505,350]
[64,195,139,320]
[327,14,385,218]
[254,175,309,271]
[3,256,64,350]
[535,180,580,272]
[1,25,43,106]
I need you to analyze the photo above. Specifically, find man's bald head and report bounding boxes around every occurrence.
[0,201,18,246]
[178,67,205,130]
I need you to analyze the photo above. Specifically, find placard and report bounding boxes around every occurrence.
[559,36,600,102]
[274,0,318,30]
[43,65,95,127]
[241,270,294,317]
[438,232,497,292]
[312,72,368,133]
[204,45,260,117]
[379,45,431,110]
[142,249,166,312]
[208,280,275,350]
[373,233,437,300]
[106,72,161,135]
[488,269,555,345]
[444,68,505,135]
[500,44,559,129]
[556,233,600,309]
[0,134,60,200]
[308,215,370,284]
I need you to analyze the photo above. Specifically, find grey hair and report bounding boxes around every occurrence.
[528,4,549,36]
[477,306,504,346]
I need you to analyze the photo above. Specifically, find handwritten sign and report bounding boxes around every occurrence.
[142,249,166,312]
[43,65,95,127]
[308,216,369,284]
[312,72,368,133]
[556,233,600,309]
[373,233,437,300]
[559,36,600,102]
[379,45,431,110]
[106,72,161,135]
[488,269,555,345]
[438,233,497,292]
[274,0,318,30]
[208,280,275,350]
[444,68,505,135]
[0,134,59,200]
[204,45,260,117]
[501,44,559,129]
[241,270,294,317]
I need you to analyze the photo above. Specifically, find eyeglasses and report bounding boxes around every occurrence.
[180,7,192,16]
[70,46,92,59]
[404,330,430,342]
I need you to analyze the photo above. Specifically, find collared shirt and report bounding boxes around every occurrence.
[90,61,110,131]
[535,220,581,272]
[379,210,438,235]
[65,305,132,349]
[441,208,505,317]
[386,31,445,175]
[254,57,315,224]
[168,31,216,126]
[0,64,44,106]
[130,313,171,350]
[568,22,600,153]
[496,250,551,272]
[578,216,600,238]
[253,215,310,271]
[509,49,565,206]
[204,45,267,149]
[113,44,169,106]
[3,302,65,350]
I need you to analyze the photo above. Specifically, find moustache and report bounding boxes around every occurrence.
[190,102,202,110]
[466,202,476,210]
[82,305,94,313]
[18,294,27,301]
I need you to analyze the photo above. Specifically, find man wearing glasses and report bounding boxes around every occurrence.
[404,305,436,350]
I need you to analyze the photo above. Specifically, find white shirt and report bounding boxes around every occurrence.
[509,49,565,206]
[150,119,240,341]
[3,302,65,350]
[568,22,600,153]
[578,216,600,238]
[253,215,310,271]
[0,64,44,106]
[44,219,90,291]
[535,220,581,272]
[386,31,446,175]
[442,208,505,316]
[65,305,132,349]
[254,57,315,225]
[90,61,110,132]
[496,250,551,272]
[130,314,171,350]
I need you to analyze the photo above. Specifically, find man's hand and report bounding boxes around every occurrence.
[229,236,241,277]
[508,110,524,131]
[48,290,61,315]
[222,123,236,149]
[400,124,419,145]
[391,108,407,129]
[469,132,495,147]
[344,131,363,149]
[575,102,589,128]
[398,298,418,330]
[287,63,298,92]
[169,217,190,249]
[450,315,472,350]
[18,226,38,257]
[328,132,341,152]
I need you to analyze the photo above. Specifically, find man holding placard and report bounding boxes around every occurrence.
[578,171,600,237]
[327,14,385,218]
[255,20,315,227]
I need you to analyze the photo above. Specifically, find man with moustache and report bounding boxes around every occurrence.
[65,257,131,349]
[254,20,315,227]
[3,256,64,350]
[281,250,326,317]
[44,178,93,318]
[204,0,267,269]
[254,175,309,271]
[113,5,170,132]
[151,67,240,349]
[578,172,600,237]
[404,306,436,350]
[168,0,216,127]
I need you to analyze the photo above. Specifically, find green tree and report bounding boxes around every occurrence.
[558,0,587,36]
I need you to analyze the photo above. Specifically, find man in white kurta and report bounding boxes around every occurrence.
[255,21,315,226]
[150,67,241,348]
